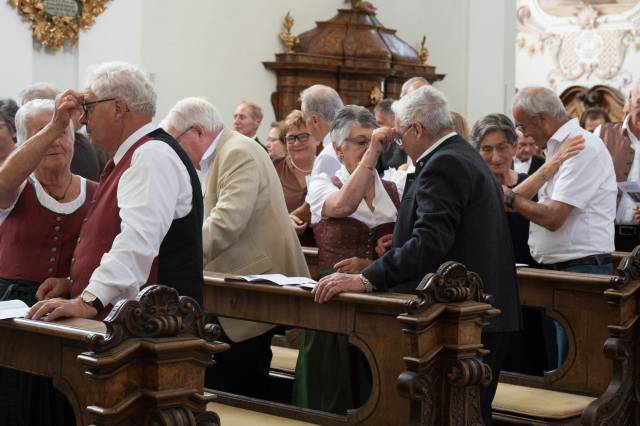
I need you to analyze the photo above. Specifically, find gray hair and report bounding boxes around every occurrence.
[15,99,74,146]
[0,98,19,137]
[161,97,224,135]
[374,98,395,118]
[470,114,517,149]
[236,100,263,121]
[330,105,378,149]
[84,61,157,117]
[400,77,429,98]
[392,86,454,138]
[512,87,568,120]
[20,82,60,105]
[299,85,344,123]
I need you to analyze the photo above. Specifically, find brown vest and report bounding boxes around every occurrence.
[0,179,97,283]
[600,121,634,182]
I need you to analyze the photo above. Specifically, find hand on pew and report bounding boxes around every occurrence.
[26,296,97,321]
[333,256,371,274]
[312,272,365,303]
[35,277,72,301]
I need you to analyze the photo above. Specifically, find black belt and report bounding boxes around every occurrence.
[615,224,639,236]
[541,253,612,271]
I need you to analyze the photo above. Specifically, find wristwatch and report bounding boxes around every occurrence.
[359,274,376,293]
[80,290,104,312]
[505,190,519,209]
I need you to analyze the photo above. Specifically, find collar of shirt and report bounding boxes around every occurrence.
[322,133,332,148]
[113,122,158,165]
[199,129,224,175]
[547,118,580,154]
[414,132,457,165]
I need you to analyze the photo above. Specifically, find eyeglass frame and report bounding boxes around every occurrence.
[394,125,416,147]
[343,135,371,146]
[81,98,116,119]
[175,126,194,142]
[285,132,311,144]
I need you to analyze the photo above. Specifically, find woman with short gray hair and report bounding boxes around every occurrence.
[294,105,400,414]
[0,98,97,425]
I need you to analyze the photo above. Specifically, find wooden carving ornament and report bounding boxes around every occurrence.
[612,245,640,289]
[87,285,220,353]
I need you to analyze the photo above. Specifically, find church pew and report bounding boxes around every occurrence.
[203,261,499,425]
[0,285,227,426]
[493,253,640,425]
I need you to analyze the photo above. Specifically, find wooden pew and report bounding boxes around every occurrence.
[0,285,227,426]
[203,261,499,425]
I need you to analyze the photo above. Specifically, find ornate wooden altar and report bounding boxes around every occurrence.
[560,85,626,123]
[263,2,445,120]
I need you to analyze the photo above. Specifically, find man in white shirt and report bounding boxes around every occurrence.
[27,61,203,321]
[507,86,616,367]
[290,85,344,234]
[595,79,640,251]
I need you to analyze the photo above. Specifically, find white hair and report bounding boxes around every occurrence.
[15,99,74,146]
[329,105,378,149]
[512,87,568,120]
[20,82,60,105]
[400,77,429,98]
[392,86,454,138]
[84,61,157,117]
[299,85,344,122]
[161,97,224,134]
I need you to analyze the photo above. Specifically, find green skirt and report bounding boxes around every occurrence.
[292,268,371,415]
[0,278,76,426]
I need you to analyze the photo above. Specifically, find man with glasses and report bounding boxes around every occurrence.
[312,86,521,425]
[161,97,309,399]
[27,61,204,323]
[513,128,545,175]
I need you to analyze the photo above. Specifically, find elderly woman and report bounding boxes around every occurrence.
[274,110,319,245]
[293,105,399,414]
[471,114,583,265]
[0,98,97,425]
[266,120,286,162]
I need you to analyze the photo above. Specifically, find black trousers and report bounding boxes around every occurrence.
[481,332,512,426]
[205,325,277,399]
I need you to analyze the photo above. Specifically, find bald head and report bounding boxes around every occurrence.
[400,77,430,98]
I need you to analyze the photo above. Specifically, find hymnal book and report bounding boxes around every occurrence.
[225,274,317,289]
[0,299,29,320]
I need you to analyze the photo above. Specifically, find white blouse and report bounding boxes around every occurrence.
[308,165,398,228]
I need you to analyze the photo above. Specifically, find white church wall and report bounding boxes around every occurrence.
[1,0,516,138]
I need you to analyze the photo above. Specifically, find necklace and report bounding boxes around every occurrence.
[42,174,73,202]
[288,156,313,174]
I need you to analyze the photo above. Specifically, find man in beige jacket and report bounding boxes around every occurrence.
[162,97,309,398]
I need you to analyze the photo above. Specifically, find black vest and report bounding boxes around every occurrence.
[147,128,204,305]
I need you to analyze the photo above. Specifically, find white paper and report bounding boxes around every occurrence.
[229,274,317,287]
[0,299,29,320]
[617,181,640,203]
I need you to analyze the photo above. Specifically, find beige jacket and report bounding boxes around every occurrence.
[203,129,309,342]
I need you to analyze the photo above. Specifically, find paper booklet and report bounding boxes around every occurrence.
[0,299,29,320]
[225,274,317,289]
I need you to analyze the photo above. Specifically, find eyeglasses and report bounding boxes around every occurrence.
[480,142,513,154]
[81,98,116,118]
[285,132,311,143]
[175,126,194,141]
[344,136,370,146]
[394,126,414,147]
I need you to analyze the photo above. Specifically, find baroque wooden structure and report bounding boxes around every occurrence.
[560,85,627,123]
[204,261,496,425]
[0,285,228,426]
[263,2,444,120]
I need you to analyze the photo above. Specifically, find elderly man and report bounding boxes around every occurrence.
[0,98,18,164]
[399,76,429,98]
[595,80,640,251]
[312,86,521,425]
[291,85,344,234]
[507,87,616,369]
[27,61,203,321]
[163,97,309,399]
[233,100,265,148]
[513,128,544,175]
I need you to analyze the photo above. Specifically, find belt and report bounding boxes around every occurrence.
[541,253,612,271]
[615,224,639,236]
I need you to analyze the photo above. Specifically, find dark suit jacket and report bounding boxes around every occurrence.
[363,134,521,333]
[528,155,545,175]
